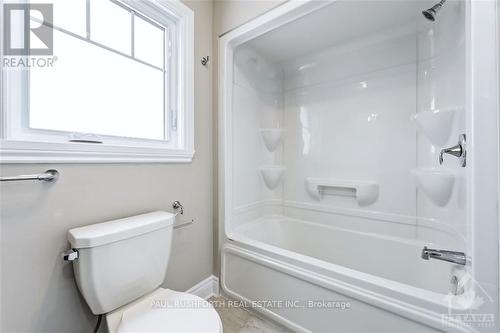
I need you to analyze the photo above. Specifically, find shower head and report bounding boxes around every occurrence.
[422,0,447,22]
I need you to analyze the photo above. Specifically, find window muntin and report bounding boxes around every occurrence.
[31,0,87,37]
[29,29,165,141]
[134,15,165,69]
[27,0,170,142]
[90,0,132,55]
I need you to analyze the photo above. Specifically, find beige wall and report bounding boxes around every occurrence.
[0,1,213,332]
[214,0,285,37]
[212,0,287,276]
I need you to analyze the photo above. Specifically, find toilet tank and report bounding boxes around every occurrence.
[68,211,175,314]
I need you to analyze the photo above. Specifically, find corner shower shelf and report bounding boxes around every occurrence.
[411,168,455,207]
[305,178,379,206]
[260,128,285,152]
[260,166,286,190]
[411,108,458,146]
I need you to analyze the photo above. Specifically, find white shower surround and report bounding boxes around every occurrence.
[218,1,499,332]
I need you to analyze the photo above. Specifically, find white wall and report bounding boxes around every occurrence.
[232,46,283,210]
[281,29,417,217]
[213,0,285,38]
[0,1,213,332]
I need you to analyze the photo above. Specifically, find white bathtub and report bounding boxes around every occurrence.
[221,215,474,333]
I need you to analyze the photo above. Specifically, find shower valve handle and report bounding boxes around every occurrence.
[439,134,466,167]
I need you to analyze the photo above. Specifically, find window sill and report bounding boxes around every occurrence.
[0,140,195,164]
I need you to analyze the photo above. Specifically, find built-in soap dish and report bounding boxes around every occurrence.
[260,128,285,152]
[260,166,286,190]
[411,108,458,146]
[305,178,379,206]
[411,168,455,206]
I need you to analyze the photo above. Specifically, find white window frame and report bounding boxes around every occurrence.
[0,0,194,163]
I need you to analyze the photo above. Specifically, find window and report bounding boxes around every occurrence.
[1,0,194,163]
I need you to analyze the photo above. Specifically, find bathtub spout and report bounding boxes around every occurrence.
[421,246,467,266]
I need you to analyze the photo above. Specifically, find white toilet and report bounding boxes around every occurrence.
[67,211,222,333]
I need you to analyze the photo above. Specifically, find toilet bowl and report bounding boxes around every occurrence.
[66,211,222,333]
[107,288,222,333]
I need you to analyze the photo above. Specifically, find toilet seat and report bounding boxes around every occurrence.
[106,288,222,333]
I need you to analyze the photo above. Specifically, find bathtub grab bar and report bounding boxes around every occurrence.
[0,169,59,183]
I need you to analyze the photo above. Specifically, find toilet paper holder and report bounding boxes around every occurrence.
[172,201,194,229]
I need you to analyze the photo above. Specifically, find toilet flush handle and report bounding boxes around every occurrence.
[62,248,79,261]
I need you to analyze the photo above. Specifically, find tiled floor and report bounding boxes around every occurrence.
[209,296,291,333]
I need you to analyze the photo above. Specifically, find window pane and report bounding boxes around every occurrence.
[30,0,86,37]
[30,30,164,140]
[90,0,131,55]
[134,15,164,68]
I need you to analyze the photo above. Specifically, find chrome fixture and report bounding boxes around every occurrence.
[172,200,195,229]
[422,0,447,22]
[62,248,79,261]
[421,246,467,266]
[0,169,59,182]
[439,134,466,167]
[450,275,465,295]
[174,220,194,229]
[201,56,209,66]
[172,201,184,215]
[450,275,459,295]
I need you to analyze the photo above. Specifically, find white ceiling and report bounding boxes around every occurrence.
[244,1,427,63]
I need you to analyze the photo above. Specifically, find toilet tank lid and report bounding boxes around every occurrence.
[68,211,175,249]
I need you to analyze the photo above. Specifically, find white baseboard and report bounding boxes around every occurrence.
[185,275,219,300]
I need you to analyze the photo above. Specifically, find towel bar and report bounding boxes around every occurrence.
[0,169,59,182]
